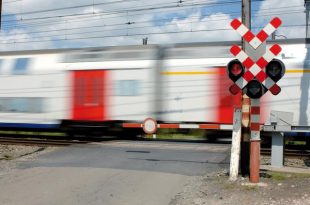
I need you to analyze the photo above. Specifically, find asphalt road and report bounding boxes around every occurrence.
[0,140,230,205]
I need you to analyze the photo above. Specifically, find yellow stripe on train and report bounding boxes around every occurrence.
[161,70,310,75]
[160,71,219,75]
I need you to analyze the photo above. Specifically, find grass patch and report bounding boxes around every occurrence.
[223,182,237,190]
[270,172,288,180]
[287,172,310,178]
[0,130,65,137]
[155,133,206,140]
[153,129,207,140]
[286,141,306,146]
[268,171,310,180]
[242,185,257,191]
[0,131,16,135]
[3,154,13,160]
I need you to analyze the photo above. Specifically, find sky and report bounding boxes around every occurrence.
[0,0,307,51]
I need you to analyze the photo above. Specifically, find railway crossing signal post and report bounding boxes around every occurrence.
[240,0,252,177]
[228,17,285,183]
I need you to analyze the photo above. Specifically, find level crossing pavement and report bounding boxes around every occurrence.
[0,140,230,205]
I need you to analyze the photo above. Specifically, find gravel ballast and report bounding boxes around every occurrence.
[0,144,56,175]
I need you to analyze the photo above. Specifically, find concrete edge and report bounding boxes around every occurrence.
[260,165,310,174]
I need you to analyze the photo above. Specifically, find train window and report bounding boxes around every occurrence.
[9,98,28,112]
[27,98,44,113]
[105,49,155,60]
[109,51,149,60]
[0,98,8,112]
[64,53,103,63]
[115,80,141,96]
[63,49,155,63]
[0,98,44,113]
[12,58,30,75]
[166,46,231,59]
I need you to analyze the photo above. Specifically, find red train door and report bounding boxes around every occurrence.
[72,70,107,121]
[217,67,241,123]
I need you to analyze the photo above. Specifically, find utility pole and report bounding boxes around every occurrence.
[240,0,251,176]
[142,37,148,45]
[0,0,2,30]
[303,0,310,149]
[306,0,310,37]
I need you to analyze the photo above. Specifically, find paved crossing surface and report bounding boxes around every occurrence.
[0,140,230,205]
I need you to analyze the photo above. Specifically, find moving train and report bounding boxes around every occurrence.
[0,39,308,136]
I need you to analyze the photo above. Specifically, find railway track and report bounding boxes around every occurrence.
[261,148,310,159]
[0,137,92,147]
[0,135,309,160]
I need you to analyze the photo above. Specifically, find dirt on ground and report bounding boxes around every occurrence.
[0,144,56,174]
[171,170,310,205]
[171,156,310,205]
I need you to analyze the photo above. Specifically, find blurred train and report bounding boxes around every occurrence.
[0,39,309,137]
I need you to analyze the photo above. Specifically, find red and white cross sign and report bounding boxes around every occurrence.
[229,44,282,95]
[229,17,283,96]
[231,17,282,49]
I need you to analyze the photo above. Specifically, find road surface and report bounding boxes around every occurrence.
[0,140,230,205]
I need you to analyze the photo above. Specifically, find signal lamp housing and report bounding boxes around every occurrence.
[244,80,267,99]
[227,59,245,82]
[266,59,285,82]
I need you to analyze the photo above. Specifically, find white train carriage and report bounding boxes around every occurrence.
[160,39,310,127]
[0,39,308,135]
[0,50,68,129]
[0,46,158,132]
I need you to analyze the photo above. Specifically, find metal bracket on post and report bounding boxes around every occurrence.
[267,111,293,167]
[271,131,284,167]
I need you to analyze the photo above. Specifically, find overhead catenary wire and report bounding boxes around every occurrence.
[1,4,305,30]
[0,14,306,44]
[2,0,249,17]
[1,0,242,26]
[2,0,145,17]
[0,0,305,46]
[3,21,306,44]
[1,5,304,36]
[0,3,268,29]
[1,0,270,26]
[16,12,310,38]
[0,0,299,28]
[0,6,304,37]
[0,0,302,35]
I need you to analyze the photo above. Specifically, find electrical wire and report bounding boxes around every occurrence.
[0,0,305,45]
[2,0,239,17]
[1,17,306,44]
[1,0,241,25]
[1,2,304,35]
[1,6,304,37]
